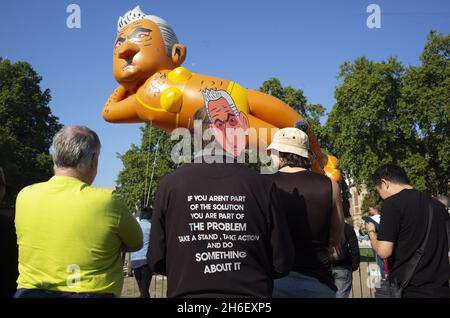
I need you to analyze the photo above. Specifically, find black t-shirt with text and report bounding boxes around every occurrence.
[148,159,294,298]
[378,189,450,296]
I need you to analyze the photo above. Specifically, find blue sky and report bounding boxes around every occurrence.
[0,0,449,188]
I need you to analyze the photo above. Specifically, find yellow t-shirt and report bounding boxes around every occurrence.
[15,176,142,297]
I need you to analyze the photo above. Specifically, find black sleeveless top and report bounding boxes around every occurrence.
[270,170,335,290]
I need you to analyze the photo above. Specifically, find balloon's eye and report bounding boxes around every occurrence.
[115,38,125,48]
[132,32,151,40]
[228,117,238,126]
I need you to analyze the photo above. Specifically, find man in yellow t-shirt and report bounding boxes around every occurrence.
[14,126,143,298]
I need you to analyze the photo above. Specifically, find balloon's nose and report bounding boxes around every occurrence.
[118,41,140,60]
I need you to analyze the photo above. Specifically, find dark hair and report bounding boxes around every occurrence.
[279,151,311,169]
[140,207,153,220]
[372,164,410,186]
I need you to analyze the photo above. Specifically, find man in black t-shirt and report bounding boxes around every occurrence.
[367,164,450,298]
[148,96,294,297]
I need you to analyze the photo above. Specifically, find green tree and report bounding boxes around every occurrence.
[326,32,449,195]
[0,59,62,207]
[401,31,450,195]
[325,56,414,190]
[115,125,179,212]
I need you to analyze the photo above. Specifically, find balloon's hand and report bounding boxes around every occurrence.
[103,85,140,123]
[323,154,342,183]
[106,85,130,105]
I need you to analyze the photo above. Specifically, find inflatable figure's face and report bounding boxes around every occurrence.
[208,98,240,131]
[206,96,249,158]
[113,19,172,92]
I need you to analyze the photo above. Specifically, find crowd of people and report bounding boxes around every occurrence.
[0,112,449,298]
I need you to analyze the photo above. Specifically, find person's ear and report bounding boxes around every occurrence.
[238,112,250,131]
[172,44,187,67]
[91,153,99,170]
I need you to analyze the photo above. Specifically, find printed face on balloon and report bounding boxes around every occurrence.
[208,98,240,132]
[113,19,172,92]
[204,90,250,158]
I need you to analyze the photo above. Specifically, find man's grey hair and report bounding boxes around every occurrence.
[117,6,178,57]
[52,126,101,172]
[202,89,239,124]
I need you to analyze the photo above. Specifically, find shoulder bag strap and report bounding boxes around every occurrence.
[399,201,434,288]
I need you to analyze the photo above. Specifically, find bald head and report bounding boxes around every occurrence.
[52,126,101,173]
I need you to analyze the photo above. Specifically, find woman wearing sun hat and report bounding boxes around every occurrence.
[267,128,345,298]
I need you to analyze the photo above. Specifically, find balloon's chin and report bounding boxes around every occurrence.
[114,72,148,92]
[115,69,140,82]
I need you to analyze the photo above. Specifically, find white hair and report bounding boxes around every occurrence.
[52,126,101,173]
[202,89,239,123]
[117,6,178,57]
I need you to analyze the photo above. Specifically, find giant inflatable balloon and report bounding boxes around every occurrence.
[103,6,341,183]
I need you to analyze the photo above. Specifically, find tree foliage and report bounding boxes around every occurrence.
[115,125,178,212]
[401,31,450,195]
[0,59,62,207]
[326,56,411,189]
[325,31,449,195]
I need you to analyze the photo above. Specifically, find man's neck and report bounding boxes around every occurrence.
[388,183,414,197]
[279,166,307,173]
[54,168,87,183]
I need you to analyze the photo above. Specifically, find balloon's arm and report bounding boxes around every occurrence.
[103,85,141,123]
[246,89,341,183]
[247,89,302,128]
[246,89,328,164]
